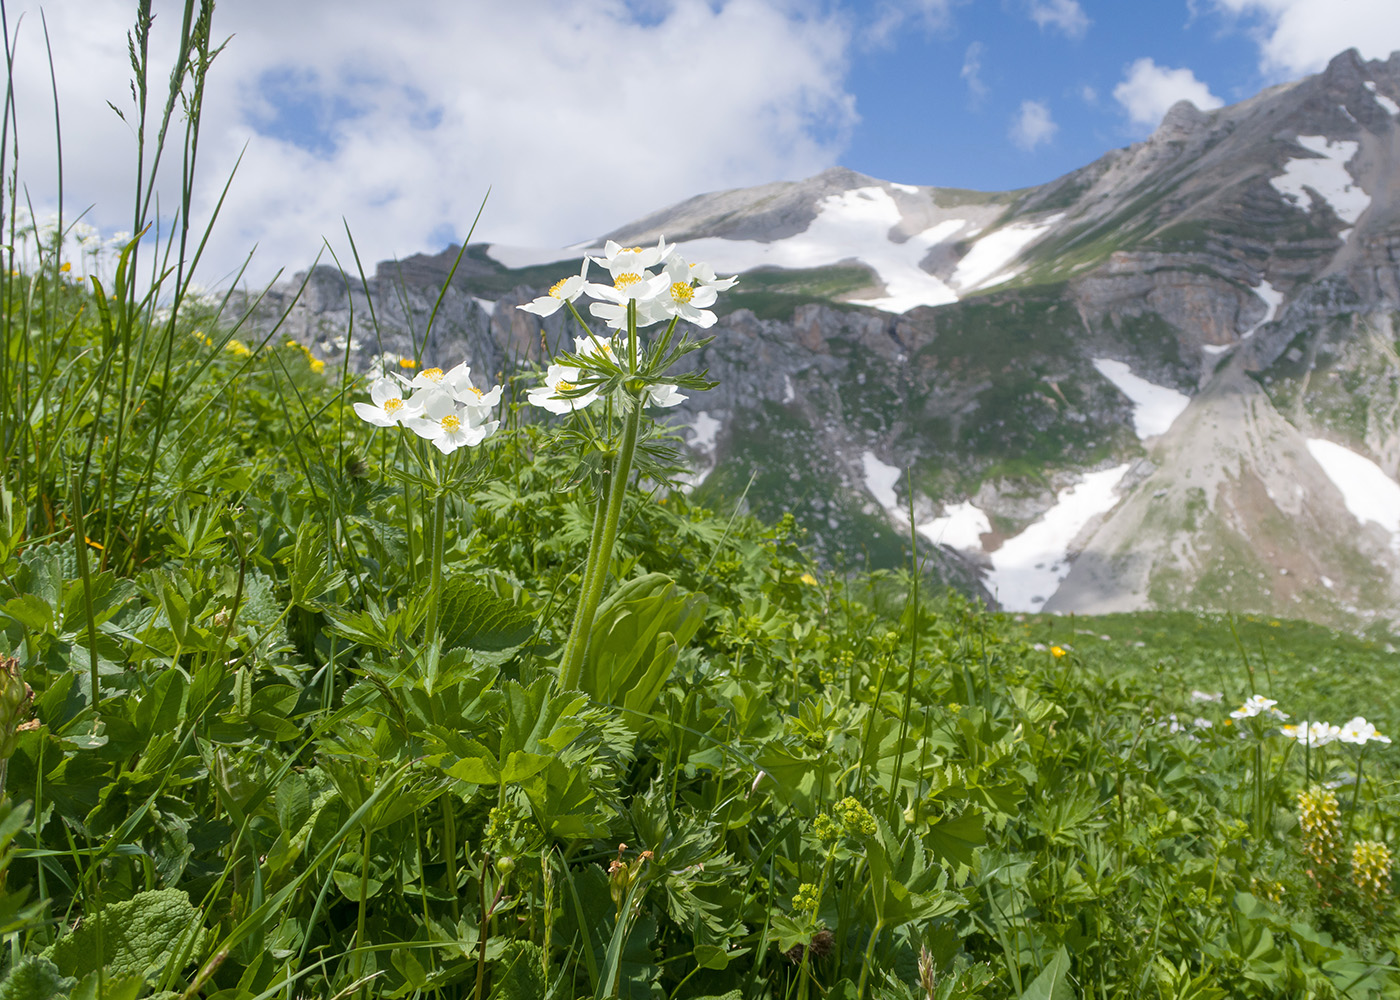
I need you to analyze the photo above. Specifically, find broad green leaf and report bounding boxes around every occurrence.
[1,595,53,634]
[925,809,986,868]
[1022,945,1077,1000]
[437,578,533,652]
[43,888,203,984]
[0,955,72,1000]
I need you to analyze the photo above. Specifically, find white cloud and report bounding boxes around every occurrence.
[1027,0,1090,39]
[1213,0,1400,77]
[861,0,965,48]
[1113,58,1224,129]
[961,42,988,101]
[3,1,857,288]
[1010,99,1058,150]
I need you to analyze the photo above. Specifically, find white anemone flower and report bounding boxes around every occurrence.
[574,334,619,366]
[519,257,590,317]
[526,363,600,414]
[654,256,719,328]
[1337,717,1391,745]
[1230,695,1288,721]
[688,259,739,291]
[1281,720,1341,747]
[591,237,672,278]
[353,377,417,427]
[645,383,686,407]
[406,392,495,454]
[456,381,503,423]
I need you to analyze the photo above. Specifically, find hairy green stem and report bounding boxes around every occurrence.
[558,473,612,687]
[424,491,447,642]
[559,396,642,690]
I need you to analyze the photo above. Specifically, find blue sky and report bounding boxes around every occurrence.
[9,0,1400,286]
[840,1,1268,191]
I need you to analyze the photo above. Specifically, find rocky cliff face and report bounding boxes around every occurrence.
[239,48,1400,629]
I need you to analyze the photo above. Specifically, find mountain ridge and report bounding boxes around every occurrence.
[244,47,1400,630]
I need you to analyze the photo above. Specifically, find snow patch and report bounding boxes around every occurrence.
[689,411,722,454]
[1307,439,1400,551]
[676,187,967,314]
[1243,280,1282,339]
[918,501,991,551]
[485,244,585,269]
[989,465,1132,611]
[1202,343,1232,356]
[1270,136,1370,224]
[782,374,795,404]
[949,215,1063,292]
[1365,81,1400,116]
[1092,359,1190,439]
[862,451,904,515]
[474,297,497,317]
[889,182,921,194]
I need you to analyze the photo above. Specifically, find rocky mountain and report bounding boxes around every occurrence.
[245,48,1400,630]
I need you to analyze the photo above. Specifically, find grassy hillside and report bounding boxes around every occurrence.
[0,264,1398,1000]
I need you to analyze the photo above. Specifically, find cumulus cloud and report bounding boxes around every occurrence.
[4,1,857,287]
[961,42,988,102]
[1212,0,1400,77]
[1026,0,1090,39]
[1009,99,1058,150]
[1113,58,1224,129]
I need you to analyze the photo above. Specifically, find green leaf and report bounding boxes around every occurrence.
[42,888,203,984]
[1,595,53,634]
[925,809,986,868]
[0,955,74,1000]
[436,579,534,652]
[1022,946,1077,1000]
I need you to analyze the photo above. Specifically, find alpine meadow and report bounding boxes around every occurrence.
[3,3,1400,1000]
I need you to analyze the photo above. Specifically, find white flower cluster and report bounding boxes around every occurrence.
[517,238,736,416]
[1229,695,1288,721]
[519,237,736,331]
[524,335,685,415]
[353,362,501,455]
[1281,716,1391,748]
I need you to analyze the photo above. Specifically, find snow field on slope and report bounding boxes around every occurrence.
[917,501,991,551]
[1365,81,1400,116]
[862,451,904,515]
[1092,359,1191,439]
[1306,439,1400,552]
[1270,136,1370,225]
[488,186,1059,316]
[675,187,964,313]
[948,215,1063,292]
[986,465,1131,611]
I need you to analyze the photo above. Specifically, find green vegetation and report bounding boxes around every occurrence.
[1,5,1399,999]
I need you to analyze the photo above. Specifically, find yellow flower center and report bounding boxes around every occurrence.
[626,246,643,253]
[670,281,694,304]
[383,398,403,414]
[422,367,444,382]
[440,413,461,431]
[467,386,484,398]
[614,272,641,289]
[556,380,576,392]
[549,278,570,299]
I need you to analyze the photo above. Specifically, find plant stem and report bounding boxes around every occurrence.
[557,467,612,688]
[424,490,446,642]
[559,392,642,692]
[857,918,885,999]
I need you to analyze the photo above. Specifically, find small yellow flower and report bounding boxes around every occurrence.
[1050,645,1067,658]
[225,338,251,357]
[398,357,417,369]
[310,357,325,375]
[800,572,818,585]
[58,261,70,273]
